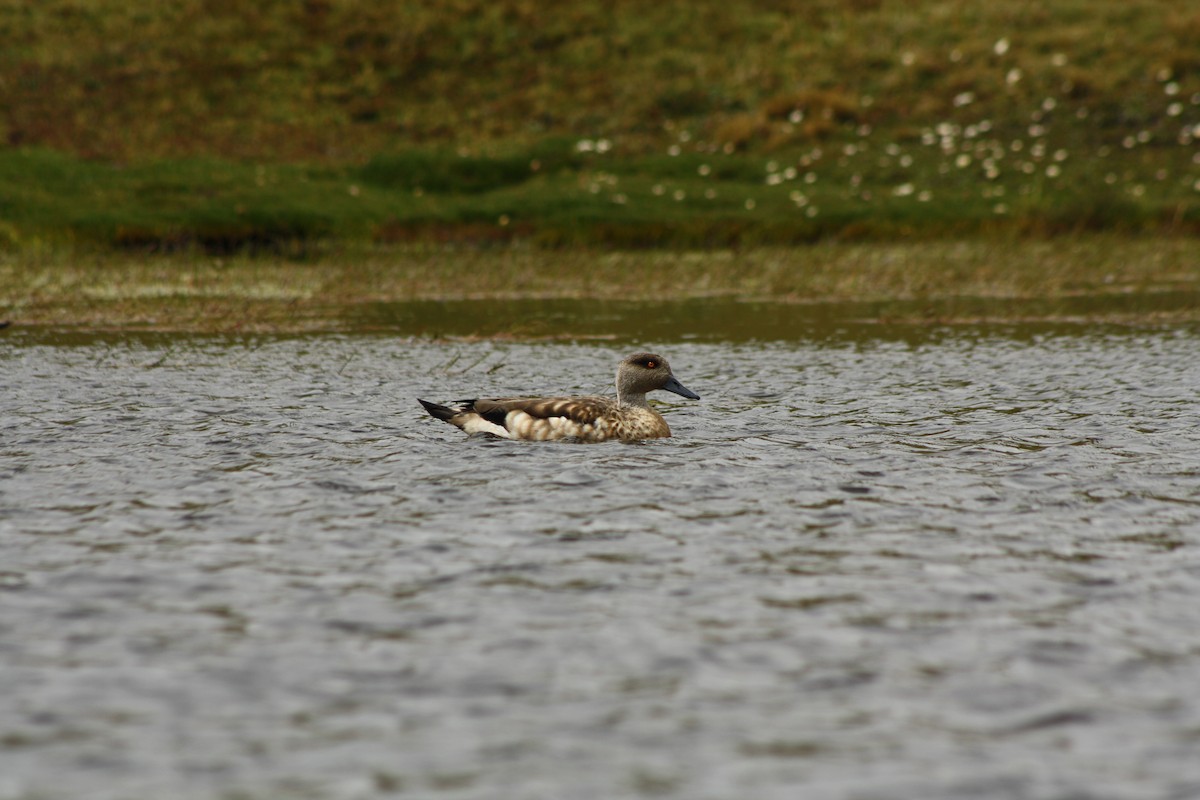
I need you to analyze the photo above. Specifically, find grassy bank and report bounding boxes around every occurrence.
[4,0,1197,161]
[1,134,1196,252]
[0,1,1197,249]
[3,238,1197,333]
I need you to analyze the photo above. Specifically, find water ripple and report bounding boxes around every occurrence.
[2,327,1200,799]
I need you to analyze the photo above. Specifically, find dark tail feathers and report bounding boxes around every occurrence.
[418,398,456,422]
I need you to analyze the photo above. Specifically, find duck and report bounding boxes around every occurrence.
[418,352,700,442]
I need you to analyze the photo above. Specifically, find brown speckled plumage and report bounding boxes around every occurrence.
[418,353,700,442]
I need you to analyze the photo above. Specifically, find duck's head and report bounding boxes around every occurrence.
[616,353,700,405]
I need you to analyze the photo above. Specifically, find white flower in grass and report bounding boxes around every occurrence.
[994,38,1010,56]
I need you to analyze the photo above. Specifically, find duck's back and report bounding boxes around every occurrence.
[433,395,670,441]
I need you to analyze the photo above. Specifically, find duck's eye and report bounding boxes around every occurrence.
[644,360,656,369]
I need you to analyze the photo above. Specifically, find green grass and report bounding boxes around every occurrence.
[0,0,1197,250]
[0,132,1194,252]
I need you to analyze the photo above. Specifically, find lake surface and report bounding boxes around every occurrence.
[3,305,1200,800]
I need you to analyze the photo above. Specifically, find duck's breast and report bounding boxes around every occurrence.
[610,406,671,441]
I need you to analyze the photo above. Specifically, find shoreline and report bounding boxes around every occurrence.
[3,237,1197,335]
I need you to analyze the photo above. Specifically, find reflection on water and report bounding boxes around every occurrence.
[353,291,1200,341]
[3,308,1200,800]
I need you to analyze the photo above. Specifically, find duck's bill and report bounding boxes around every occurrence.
[663,375,701,400]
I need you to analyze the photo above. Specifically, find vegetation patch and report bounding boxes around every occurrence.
[3,238,1197,333]
[0,1,1195,250]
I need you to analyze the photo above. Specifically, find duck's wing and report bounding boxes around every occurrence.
[419,395,616,440]
[473,396,607,426]
[466,396,613,441]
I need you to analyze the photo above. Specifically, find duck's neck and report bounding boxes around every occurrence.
[617,390,649,409]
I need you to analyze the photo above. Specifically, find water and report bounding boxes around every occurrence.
[3,310,1200,800]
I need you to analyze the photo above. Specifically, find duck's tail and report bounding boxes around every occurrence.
[417,398,457,422]
[419,398,513,438]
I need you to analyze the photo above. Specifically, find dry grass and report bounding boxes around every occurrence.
[2,0,1195,162]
